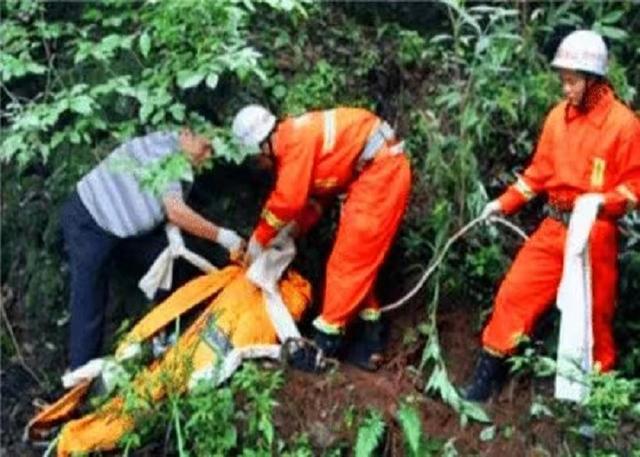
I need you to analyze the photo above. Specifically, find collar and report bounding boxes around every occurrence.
[565,84,614,128]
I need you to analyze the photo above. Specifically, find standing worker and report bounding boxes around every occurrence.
[232,106,412,371]
[463,30,640,401]
[61,128,245,370]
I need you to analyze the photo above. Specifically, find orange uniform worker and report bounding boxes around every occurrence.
[231,106,412,371]
[462,30,640,402]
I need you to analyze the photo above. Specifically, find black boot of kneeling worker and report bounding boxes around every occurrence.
[461,350,508,402]
[287,320,386,373]
[287,330,343,373]
[344,318,385,372]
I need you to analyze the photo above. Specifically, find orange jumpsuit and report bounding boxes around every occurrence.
[482,85,640,371]
[252,108,412,333]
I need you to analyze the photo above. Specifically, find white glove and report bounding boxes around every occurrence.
[244,235,265,266]
[216,227,245,252]
[481,200,502,219]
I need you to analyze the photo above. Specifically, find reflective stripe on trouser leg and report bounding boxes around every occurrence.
[320,153,411,328]
[481,218,565,355]
[313,316,344,335]
[359,293,381,321]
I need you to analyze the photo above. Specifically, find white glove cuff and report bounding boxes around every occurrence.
[247,236,264,262]
[216,228,243,252]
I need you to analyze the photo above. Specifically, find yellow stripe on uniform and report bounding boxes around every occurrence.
[314,177,338,189]
[261,208,287,230]
[322,109,336,155]
[590,158,606,189]
[514,175,536,200]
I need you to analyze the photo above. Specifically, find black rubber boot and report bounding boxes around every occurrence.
[345,318,385,371]
[288,331,342,373]
[461,350,508,402]
[313,330,343,358]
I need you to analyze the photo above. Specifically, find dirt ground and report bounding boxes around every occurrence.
[273,301,565,457]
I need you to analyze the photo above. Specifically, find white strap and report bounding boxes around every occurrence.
[61,358,105,388]
[138,224,217,299]
[188,345,281,389]
[555,194,602,402]
[246,226,301,341]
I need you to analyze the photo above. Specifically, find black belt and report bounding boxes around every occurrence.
[545,204,572,226]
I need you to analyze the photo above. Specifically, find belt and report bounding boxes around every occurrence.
[356,121,404,172]
[545,204,572,226]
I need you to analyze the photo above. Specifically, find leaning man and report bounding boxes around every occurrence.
[60,129,244,370]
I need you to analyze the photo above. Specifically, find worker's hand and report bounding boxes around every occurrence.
[229,243,246,264]
[243,235,264,266]
[215,227,245,253]
[480,200,502,220]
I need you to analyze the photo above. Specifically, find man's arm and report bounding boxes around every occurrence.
[163,194,244,252]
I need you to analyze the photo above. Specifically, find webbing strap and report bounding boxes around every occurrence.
[356,121,402,171]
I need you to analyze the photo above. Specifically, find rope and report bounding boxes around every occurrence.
[381,215,529,313]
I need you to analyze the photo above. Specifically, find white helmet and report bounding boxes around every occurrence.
[551,30,608,76]
[232,104,276,149]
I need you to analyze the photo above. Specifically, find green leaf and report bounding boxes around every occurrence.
[70,95,93,115]
[205,72,219,90]
[176,70,206,89]
[169,103,185,122]
[396,403,422,456]
[355,409,385,457]
[272,85,287,99]
[139,31,151,58]
[479,425,496,442]
[459,399,491,424]
[600,10,625,25]
[598,25,628,41]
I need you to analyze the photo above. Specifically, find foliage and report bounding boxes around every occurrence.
[354,408,386,457]
[108,148,195,196]
[396,401,449,456]
[0,0,309,168]
[118,361,291,456]
[508,339,557,379]
[582,370,640,438]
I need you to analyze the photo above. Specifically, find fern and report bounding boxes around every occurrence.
[355,409,385,457]
[396,402,447,456]
[397,403,423,456]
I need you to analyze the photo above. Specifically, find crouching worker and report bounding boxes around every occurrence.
[462,30,640,402]
[61,129,245,371]
[231,105,412,372]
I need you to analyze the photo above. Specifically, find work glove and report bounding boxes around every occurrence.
[480,200,502,220]
[216,227,245,254]
[243,234,264,266]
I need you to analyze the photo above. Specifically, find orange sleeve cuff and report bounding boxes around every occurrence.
[253,221,278,247]
[497,186,528,215]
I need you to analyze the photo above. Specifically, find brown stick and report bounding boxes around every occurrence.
[0,298,45,388]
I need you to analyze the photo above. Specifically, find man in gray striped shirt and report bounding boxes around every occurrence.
[61,129,244,369]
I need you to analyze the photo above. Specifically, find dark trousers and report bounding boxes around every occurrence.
[61,191,177,369]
